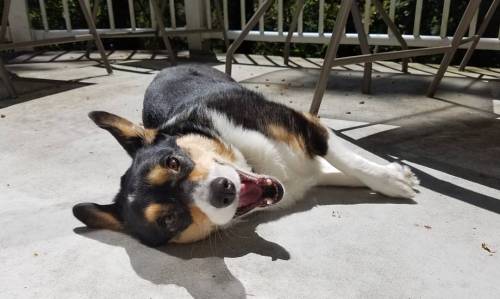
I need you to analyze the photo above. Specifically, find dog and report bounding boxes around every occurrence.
[73,65,419,246]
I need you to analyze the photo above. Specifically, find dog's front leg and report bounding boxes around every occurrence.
[321,129,419,198]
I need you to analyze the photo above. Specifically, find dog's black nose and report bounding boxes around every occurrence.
[210,177,236,208]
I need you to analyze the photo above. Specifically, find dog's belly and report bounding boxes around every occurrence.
[210,111,322,206]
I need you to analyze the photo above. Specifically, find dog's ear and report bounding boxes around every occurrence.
[88,111,157,156]
[73,202,122,230]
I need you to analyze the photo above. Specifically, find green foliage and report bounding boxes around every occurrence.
[16,0,500,66]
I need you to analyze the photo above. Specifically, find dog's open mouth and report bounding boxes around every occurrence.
[235,170,284,217]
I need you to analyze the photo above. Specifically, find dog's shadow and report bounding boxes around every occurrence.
[75,187,415,298]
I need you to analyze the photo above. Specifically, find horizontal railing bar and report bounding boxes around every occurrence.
[217,31,500,50]
[460,35,477,45]
[29,28,221,40]
[101,28,222,38]
[0,34,94,50]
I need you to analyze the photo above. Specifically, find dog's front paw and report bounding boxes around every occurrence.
[365,163,420,199]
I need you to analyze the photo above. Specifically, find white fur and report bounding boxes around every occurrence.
[209,110,324,207]
[192,163,241,225]
[202,110,419,224]
[322,128,419,198]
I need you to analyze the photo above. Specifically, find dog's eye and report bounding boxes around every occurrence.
[161,156,180,171]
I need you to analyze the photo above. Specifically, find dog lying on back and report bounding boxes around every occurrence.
[73,65,418,246]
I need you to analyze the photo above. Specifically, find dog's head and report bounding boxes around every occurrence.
[73,111,284,246]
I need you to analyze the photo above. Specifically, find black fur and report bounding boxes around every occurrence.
[75,65,330,246]
[143,65,328,156]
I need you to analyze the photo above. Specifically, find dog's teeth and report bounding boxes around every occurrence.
[266,198,273,205]
[265,178,273,185]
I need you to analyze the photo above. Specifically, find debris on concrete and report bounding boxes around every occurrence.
[482,243,496,254]
[332,211,341,218]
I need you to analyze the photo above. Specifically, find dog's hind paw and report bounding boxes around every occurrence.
[364,162,420,199]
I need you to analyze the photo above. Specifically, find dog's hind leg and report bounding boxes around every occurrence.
[321,129,419,198]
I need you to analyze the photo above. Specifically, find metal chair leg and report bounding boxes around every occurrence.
[85,0,100,60]
[459,0,500,71]
[427,0,482,97]
[373,0,409,73]
[150,0,176,65]
[78,0,113,74]
[214,0,230,51]
[351,1,372,94]
[309,0,354,115]
[283,0,305,65]
[225,0,274,76]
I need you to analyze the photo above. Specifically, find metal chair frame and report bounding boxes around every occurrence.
[224,0,484,115]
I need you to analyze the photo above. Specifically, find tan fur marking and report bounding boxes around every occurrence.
[268,124,306,152]
[171,206,215,243]
[147,165,170,185]
[176,134,236,181]
[144,203,171,223]
[92,211,122,230]
[212,139,236,162]
[141,128,158,144]
[99,113,157,144]
[302,112,329,139]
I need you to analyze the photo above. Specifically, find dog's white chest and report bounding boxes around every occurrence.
[210,111,322,204]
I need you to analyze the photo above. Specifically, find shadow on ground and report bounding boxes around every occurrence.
[243,68,500,99]
[352,116,500,214]
[75,188,414,299]
[0,77,92,107]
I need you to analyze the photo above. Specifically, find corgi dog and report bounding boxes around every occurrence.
[73,65,418,246]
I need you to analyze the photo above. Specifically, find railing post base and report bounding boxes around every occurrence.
[185,0,210,56]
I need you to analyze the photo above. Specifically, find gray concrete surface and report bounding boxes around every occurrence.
[1,52,500,298]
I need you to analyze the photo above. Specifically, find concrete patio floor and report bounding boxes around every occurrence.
[1,51,500,298]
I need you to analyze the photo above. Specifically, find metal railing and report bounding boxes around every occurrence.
[6,0,500,52]
[215,0,500,50]
[30,0,186,39]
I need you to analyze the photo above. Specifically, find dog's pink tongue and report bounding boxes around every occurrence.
[239,182,263,207]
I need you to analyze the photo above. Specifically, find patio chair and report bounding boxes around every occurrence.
[459,0,500,71]
[0,0,112,98]
[224,0,485,115]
